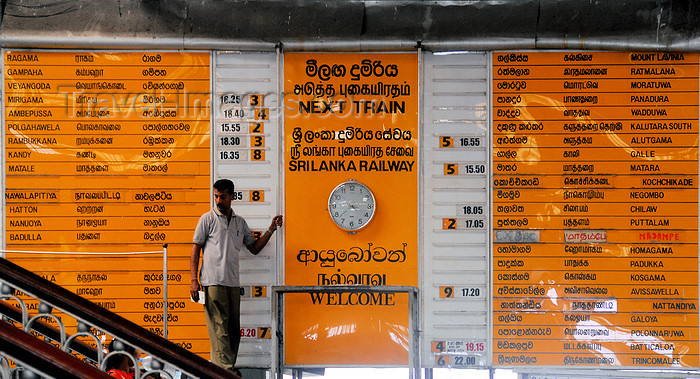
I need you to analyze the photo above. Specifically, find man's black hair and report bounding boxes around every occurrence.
[104,339,136,371]
[213,178,235,194]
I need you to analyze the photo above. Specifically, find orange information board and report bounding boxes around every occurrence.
[4,51,210,350]
[284,53,418,365]
[492,52,699,367]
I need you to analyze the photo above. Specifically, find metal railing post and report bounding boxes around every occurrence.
[272,288,284,379]
[413,288,421,379]
[163,243,168,340]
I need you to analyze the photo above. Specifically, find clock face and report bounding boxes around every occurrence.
[328,180,375,231]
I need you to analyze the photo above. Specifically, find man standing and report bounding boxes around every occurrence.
[190,179,283,373]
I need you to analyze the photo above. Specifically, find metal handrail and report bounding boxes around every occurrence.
[1,246,169,338]
[271,285,421,379]
[0,319,112,379]
[0,255,236,378]
[0,299,97,361]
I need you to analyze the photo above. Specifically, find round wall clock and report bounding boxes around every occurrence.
[328,179,376,232]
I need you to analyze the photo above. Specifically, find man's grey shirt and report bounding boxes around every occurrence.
[193,207,256,287]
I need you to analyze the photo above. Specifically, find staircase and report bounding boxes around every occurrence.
[0,257,237,378]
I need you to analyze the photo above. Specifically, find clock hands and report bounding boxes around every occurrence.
[339,203,357,218]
